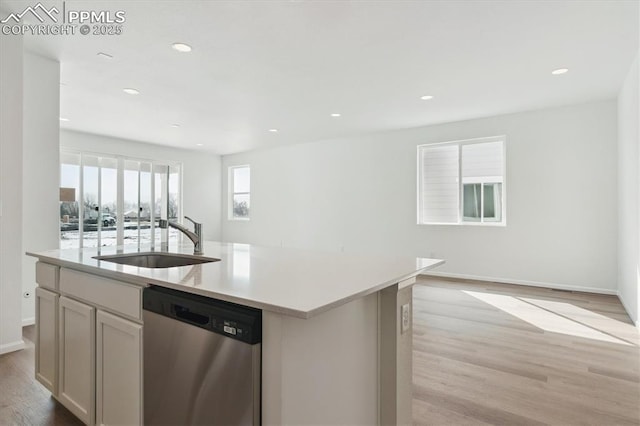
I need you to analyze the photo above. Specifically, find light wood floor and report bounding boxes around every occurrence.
[414,277,640,426]
[1,278,638,425]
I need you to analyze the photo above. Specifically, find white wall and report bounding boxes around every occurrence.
[223,101,618,294]
[617,53,640,326]
[22,52,60,326]
[0,34,25,354]
[60,130,222,241]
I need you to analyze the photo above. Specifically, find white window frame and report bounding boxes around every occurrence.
[228,164,250,221]
[417,135,506,226]
[59,148,183,248]
[461,178,503,223]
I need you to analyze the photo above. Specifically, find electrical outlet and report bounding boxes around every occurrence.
[401,303,410,334]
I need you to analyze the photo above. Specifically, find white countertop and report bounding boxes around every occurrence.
[27,241,444,318]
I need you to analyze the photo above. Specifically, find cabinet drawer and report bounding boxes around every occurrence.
[36,262,59,291]
[60,268,142,321]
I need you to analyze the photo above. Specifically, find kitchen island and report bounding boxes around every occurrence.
[28,241,444,425]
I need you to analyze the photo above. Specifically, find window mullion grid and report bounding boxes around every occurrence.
[416,147,422,224]
[229,168,233,220]
[458,144,462,224]
[137,162,141,250]
[480,180,485,223]
[150,162,156,249]
[78,153,84,249]
[61,153,182,249]
[97,157,102,249]
[116,158,125,246]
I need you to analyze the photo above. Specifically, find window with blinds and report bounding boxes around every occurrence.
[417,136,505,225]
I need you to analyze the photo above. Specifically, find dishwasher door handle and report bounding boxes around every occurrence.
[173,304,210,326]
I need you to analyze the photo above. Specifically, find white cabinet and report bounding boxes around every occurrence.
[47,270,143,426]
[58,296,96,425]
[33,264,144,426]
[35,287,58,394]
[96,310,143,426]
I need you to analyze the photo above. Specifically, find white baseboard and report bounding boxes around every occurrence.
[421,271,618,295]
[22,317,35,327]
[0,340,26,355]
[616,291,640,329]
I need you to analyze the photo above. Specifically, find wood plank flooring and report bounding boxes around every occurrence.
[413,277,640,426]
[1,278,638,425]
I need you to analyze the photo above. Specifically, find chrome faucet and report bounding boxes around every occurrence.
[159,216,203,255]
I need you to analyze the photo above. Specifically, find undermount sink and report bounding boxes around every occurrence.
[93,252,220,268]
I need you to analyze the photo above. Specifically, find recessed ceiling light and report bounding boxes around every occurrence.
[268,128,278,133]
[172,43,192,53]
[59,117,69,122]
[330,113,341,117]
[420,95,434,100]
[97,52,113,59]
[551,68,569,75]
[196,143,203,146]
[171,124,180,128]
[123,88,140,95]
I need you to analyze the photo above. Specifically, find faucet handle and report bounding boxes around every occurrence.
[184,216,202,238]
[184,216,200,226]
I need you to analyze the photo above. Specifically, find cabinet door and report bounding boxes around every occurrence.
[59,296,95,425]
[35,287,58,394]
[96,310,143,426]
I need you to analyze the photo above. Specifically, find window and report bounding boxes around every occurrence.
[59,149,182,249]
[417,136,505,225]
[229,165,250,220]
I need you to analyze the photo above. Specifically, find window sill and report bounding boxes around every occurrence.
[417,221,506,227]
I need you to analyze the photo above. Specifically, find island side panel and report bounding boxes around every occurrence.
[262,311,283,425]
[379,283,413,426]
[262,293,379,425]
[397,286,413,426]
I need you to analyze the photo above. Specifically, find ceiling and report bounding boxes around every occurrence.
[3,0,639,155]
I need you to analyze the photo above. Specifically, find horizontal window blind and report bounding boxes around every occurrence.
[418,144,459,223]
[461,141,503,180]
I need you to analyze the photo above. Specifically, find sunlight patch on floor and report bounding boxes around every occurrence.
[521,297,639,346]
[464,290,632,346]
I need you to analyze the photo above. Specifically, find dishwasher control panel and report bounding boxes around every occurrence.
[143,285,262,345]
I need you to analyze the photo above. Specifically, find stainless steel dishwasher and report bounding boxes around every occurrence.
[143,286,261,425]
